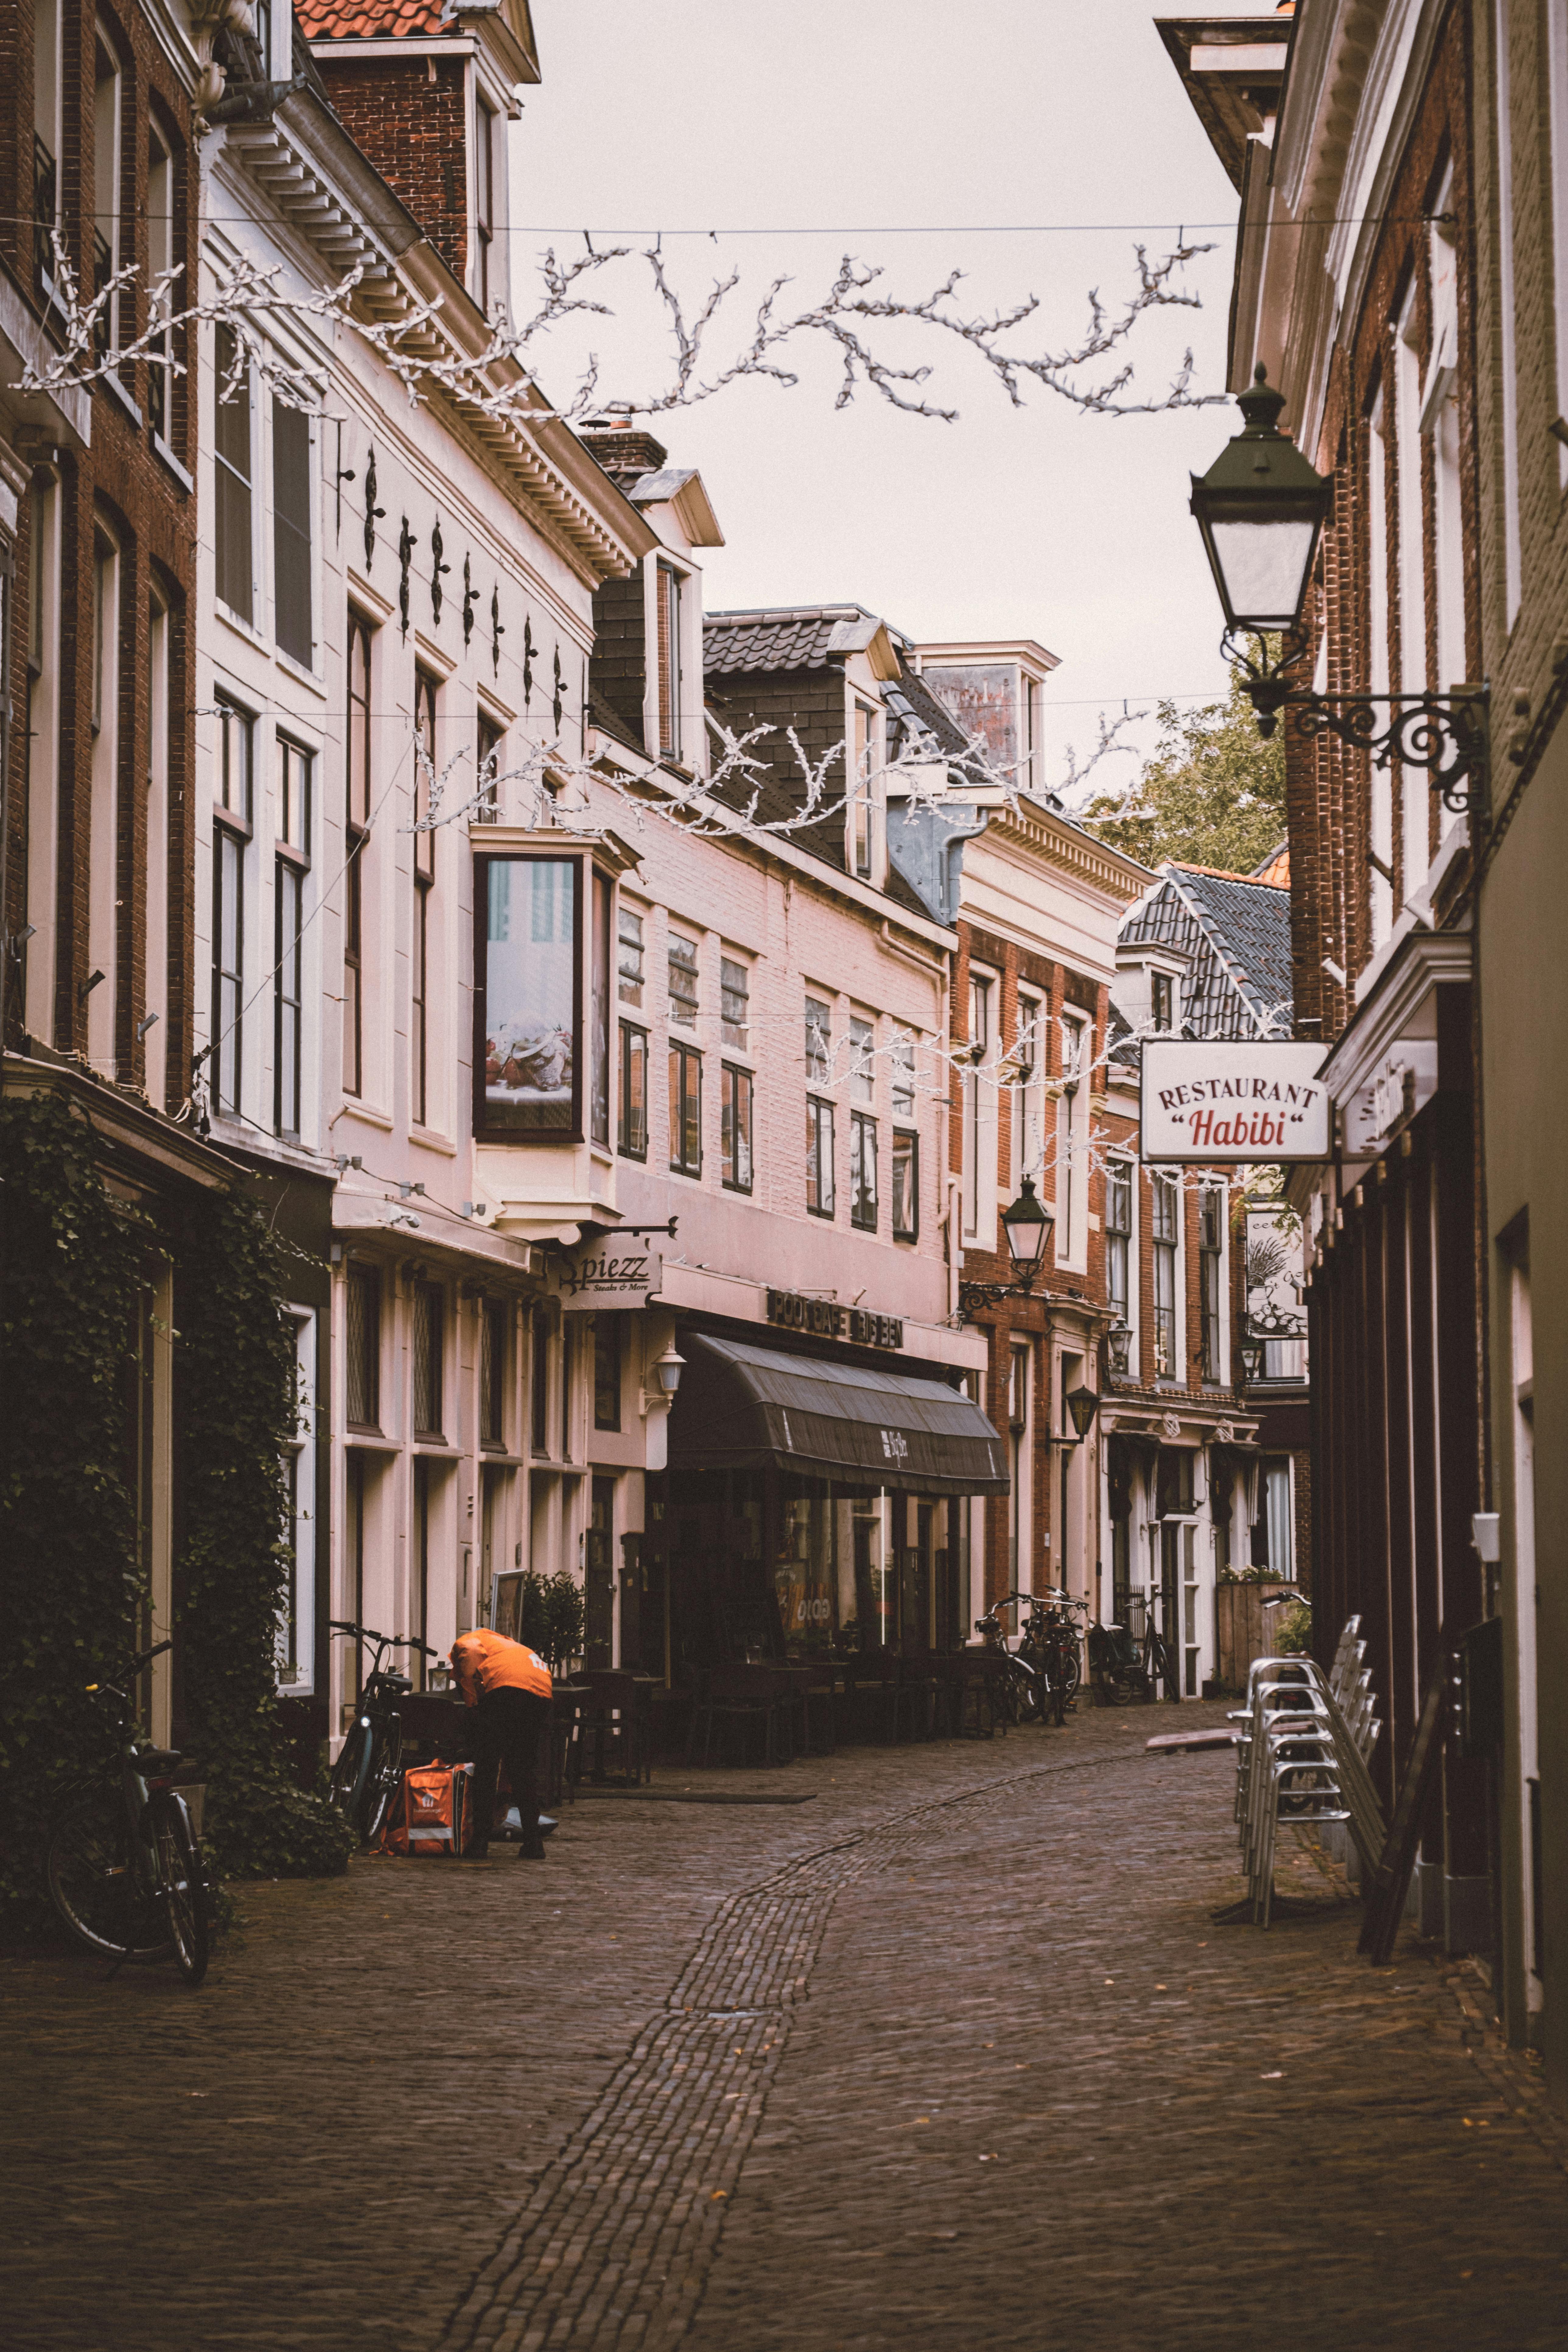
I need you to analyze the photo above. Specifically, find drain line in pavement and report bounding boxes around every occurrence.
[434,1746,1144,2352]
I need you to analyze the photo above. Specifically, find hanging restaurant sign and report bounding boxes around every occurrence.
[765,1287,904,1351]
[553,1246,662,1313]
[1140,1041,1329,1163]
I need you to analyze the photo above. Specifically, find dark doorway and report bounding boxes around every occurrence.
[586,1475,616,1669]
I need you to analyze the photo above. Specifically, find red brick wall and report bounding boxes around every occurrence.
[1286,4,1477,1046]
[317,54,470,284]
[4,0,198,1109]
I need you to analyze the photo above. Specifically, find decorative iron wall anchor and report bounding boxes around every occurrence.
[462,555,477,649]
[522,615,534,707]
[491,588,504,675]
[430,516,450,625]
[398,517,417,636]
[362,450,385,569]
[552,648,564,735]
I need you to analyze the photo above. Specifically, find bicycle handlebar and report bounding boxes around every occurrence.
[330,1620,437,1659]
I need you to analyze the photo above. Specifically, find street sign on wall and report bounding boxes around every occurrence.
[1139,1041,1329,1162]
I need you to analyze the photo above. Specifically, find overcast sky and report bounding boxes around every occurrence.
[519,0,1274,800]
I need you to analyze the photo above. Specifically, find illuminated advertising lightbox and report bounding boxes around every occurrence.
[474,853,582,1141]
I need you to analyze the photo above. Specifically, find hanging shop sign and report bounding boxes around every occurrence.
[765,1287,904,1351]
[554,1246,662,1312]
[1243,1207,1307,1341]
[1140,1041,1329,1163]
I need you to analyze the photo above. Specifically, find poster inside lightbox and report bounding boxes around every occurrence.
[483,858,577,1133]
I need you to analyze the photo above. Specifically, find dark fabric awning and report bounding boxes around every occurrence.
[667,1333,1009,1496]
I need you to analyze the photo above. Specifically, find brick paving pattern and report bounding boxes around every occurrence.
[4,1705,1566,2351]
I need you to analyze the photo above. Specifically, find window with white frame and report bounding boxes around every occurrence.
[1055,1009,1090,1268]
[33,0,61,307]
[1394,283,1429,893]
[1366,387,1395,947]
[721,956,750,1050]
[146,125,173,443]
[344,616,372,1097]
[1496,0,1522,624]
[474,93,498,315]
[1150,969,1175,1033]
[1151,1173,1179,1380]
[805,993,831,1084]
[92,32,122,362]
[1008,1339,1032,1585]
[963,973,992,1238]
[669,929,699,1029]
[1549,0,1568,485]
[618,905,645,1006]
[1198,1184,1225,1383]
[212,694,253,1117]
[656,563,684,761]
[273,396,313,666]
[850,703,879,879]
[1426,197,1465,758]
[214,323,253,623]
[850,1109,877,1231]
[806,1095,835,1217]
[278,1309,317,1691]
[274,739,311,1139]
[1106,1158,1133,1340]
[1011,992,1044,1189]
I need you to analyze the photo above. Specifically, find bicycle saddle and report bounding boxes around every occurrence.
[134,1746,183,1776]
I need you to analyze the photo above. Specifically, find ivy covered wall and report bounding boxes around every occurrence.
[0,1088,348,1937]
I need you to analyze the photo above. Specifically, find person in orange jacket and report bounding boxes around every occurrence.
[451,1628,552,1860]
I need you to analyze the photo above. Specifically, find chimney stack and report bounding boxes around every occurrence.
[579,408,669,486]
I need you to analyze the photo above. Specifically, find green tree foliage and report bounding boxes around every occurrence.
[0,1093,347,1935]
[1080,664,1286,875]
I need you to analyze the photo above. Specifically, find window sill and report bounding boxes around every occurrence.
[721,1181,754,1197]
[346,1430,401,1453]
[217,602,270,655]
[275,645,326,698]
[806,1206,835,1221]
[100,369,143,429]
[410,1123,457,1157]
[151,432,193,494]
[336,1098,394,1132]
[413,1435,450,1452]
[667,1164,704,1184]
[617,1146,649,1164]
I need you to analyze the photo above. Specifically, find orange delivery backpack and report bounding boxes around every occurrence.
[379,1761,474,1857]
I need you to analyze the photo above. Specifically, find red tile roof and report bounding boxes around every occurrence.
[296,0,446,40]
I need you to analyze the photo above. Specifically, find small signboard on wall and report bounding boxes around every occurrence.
[1140,1042,1329,1163]
[552,1245,662,1313]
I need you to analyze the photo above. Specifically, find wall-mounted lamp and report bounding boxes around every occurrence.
[641,1340,686,1419]
[1189,365,1487,811]
[1106,1320,1133,1378]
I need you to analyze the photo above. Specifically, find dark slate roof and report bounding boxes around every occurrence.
[1120,863,1293,1038]
[1171,866,1294,1026]
[704,605,892,677]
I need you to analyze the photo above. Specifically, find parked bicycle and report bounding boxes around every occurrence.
[328,1620,436,1843]
[1088,1591,1179,1706]
[975,1605,1046,1726]
[1030,1589,1088,1722]
[46,1639,214,1985]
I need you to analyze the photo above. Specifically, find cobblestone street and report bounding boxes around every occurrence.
[5,1706,1567,2352]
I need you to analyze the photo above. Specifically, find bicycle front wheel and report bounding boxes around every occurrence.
[329,1720,374,1834]
[150,1793,210,1986]
[363,1721,404,1843]
[48,1794,172,1962]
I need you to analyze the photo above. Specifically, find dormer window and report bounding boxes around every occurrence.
[657,564,684,762]
[474,96,496,315]
[1151,971,1175,1033]
[850,702,880,880]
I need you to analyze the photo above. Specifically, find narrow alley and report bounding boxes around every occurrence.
[5,1710,1564,2352]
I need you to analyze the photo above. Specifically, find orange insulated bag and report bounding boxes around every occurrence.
[379,1762,472,1857]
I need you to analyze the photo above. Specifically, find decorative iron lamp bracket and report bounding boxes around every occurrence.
[957,1268,1041,1320]
[1223,629,1490,817]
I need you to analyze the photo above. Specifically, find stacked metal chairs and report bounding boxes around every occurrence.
[1231,1629,1387,1927]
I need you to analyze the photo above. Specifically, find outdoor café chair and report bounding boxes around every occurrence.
[685,1662,783,1769]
